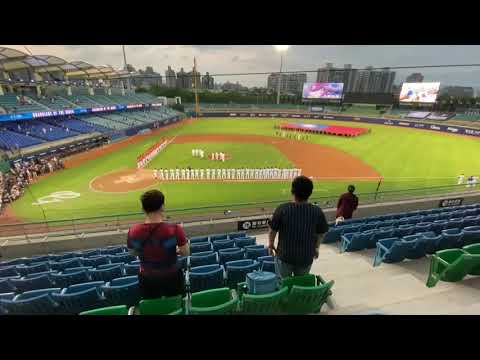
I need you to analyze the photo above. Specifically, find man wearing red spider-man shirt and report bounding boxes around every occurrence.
[127,190,190,299]
[336,185,359,222]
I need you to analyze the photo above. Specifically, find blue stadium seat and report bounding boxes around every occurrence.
[189,251,218,268]
[463,226,480,246]
[245,245,269,260]
[124,263,140,276]
[228,232,247,240]
[51,270,91,288]
[415,222,433,233]
[431,220,448,234]
[49,258,82,272]
[341,230,373,252]
[0,279,17,293]
[210,234,229,242]
[394,224,415,238]
[402,235,428,260]
[361,221,382,232]
[100,246,126,256]
[9,274,53,293]
[189,236,210,244]
[212,239,235,251]
[188,264,225,293]
[218,248,245,264]
[30,255,51,264]
[0,292,15,300]
[234,237,257,248]
[367,227,395,249]
[190,242,213,254]
[0,288,61,315]
[420,232,443,255]
[79,249,102,258]
[89,264,124,282]
[424,214,439,223]
[257,256,275,273]
[463,216,479,228]
[81,255,109,268]
[447,218,464,229]
[51,281,106,315]
[0,266,19,278]
[109,253,137,264]
[16,262,50,276]
[57,252,77,261]
[439,228,464,250]
[0,258,29,267]
[225,259,260,289]
[102,275,140,307]
[373,238,407,266]
[323,227,343,243]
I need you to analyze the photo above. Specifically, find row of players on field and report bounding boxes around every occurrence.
[153,168,302,181]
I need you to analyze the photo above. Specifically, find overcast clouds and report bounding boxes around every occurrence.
[3,45,480,88]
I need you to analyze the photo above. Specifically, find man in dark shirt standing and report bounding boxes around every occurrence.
[268,176,329,278]
[336,185,359,221]
[127,190,190,299]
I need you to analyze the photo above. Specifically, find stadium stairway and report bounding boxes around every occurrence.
[251,232,480,315]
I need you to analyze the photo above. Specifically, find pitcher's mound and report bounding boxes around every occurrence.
[90,169,157,193]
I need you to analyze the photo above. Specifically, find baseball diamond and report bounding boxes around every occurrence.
[2,115,478,223]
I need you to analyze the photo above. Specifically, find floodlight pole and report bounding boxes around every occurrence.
[276,53,284,105]
[194,57,200,118]
[122,45,131,91]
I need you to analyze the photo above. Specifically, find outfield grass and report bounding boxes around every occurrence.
[147,143,293,170]
[9,117,479,223]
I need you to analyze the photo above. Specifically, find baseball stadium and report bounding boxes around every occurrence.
[0,45,479,315]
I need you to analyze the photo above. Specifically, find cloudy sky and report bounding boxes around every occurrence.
[3,45,480,88]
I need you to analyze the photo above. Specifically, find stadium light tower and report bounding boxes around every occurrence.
[122,45,131,91]
[274,45,289,105]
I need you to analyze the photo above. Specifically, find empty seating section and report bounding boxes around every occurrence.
[5,120,79,141]
[0,230,339,315]
[36,96,78,110]
[48,118,105,134]
[81,115,129,131]
[327,204,480,267]
[0,94,49,113]
[0,129,44,150]
[101,113,145,127]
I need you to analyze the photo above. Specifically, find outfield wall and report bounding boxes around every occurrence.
[198,111,480,138]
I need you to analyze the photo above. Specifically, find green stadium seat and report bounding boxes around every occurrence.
[138,295,183,315]
[188,287,238,315]
[80,305,129,315]
[281,274,334,315]
[237,282,288,315]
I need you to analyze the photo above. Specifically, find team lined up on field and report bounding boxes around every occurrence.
[153,167,302,181]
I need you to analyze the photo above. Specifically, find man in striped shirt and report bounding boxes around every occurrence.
[268,176,329,278]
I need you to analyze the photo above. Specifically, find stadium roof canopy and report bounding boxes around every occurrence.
[0,46,132,80]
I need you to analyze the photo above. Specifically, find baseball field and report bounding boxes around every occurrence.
[5,117,480,223]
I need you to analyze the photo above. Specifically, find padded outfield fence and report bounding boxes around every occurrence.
[0,183,477,240]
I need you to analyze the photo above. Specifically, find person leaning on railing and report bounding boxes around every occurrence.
[127,190,190,299]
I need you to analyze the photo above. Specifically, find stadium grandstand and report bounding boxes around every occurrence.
[0,46,183,153]
[1,45,480,316]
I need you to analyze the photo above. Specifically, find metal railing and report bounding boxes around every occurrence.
[0,183,477,241]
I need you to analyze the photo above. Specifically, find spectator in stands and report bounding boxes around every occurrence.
[127,190,189,299]
[336,185,359,222]
[268,176,329,278]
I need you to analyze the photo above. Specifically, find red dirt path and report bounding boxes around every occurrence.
[90,134,381,193]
